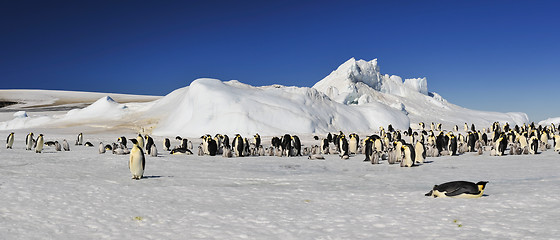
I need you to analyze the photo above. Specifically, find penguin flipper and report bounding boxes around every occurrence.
[444,185,478,196]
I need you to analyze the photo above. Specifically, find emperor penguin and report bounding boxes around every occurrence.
[394,140,404,162]
[129,139,145,180]
[35,134,44,153]
[363,136,374,162]
[150,144,158,157]
[144,135,154,155]
[425,181,488,198]
[232,134,244,157]
[292,135,302,156]
[554,135,560,152]
[282,134,293,157]
[207,137,218,156]
[163,138,171,151]
[118,136,127,148]
[62,139,70,151]
[529,136,539,154]
[253,133,261,149]
[495,136,507,156]
[55,141,62,151]
[76,133,83,145]
[6,132,14,149]
[222,146,233,158]
[26,132,34,150]
[518,134,528,149]
[339,135,349,159]
[448,134,458,156]
[401,144,415,167]
[99,142,106,154]
[136,134,144,150]
[349,133,359,154]
[321,138,329,155]
[419,122,425,130]
[414,141,426,164]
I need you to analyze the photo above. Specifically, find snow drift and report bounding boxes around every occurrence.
[150,78,408,136]
[0,58,530,136]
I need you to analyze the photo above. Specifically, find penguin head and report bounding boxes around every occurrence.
[477,181,489,190]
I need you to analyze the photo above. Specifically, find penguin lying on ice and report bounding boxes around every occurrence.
[425,181,488,198]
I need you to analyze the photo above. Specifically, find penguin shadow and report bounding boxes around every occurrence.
[482,194,490,197]
[422,160,434,164]
[142,175,163,179]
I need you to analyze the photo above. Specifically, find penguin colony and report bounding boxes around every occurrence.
[5,121,559,184]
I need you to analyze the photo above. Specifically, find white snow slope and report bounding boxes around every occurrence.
[0,131,559,239]
[0,58,528,137]
[313,58,528,129]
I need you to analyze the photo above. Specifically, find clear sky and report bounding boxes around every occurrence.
[2,0,559,121]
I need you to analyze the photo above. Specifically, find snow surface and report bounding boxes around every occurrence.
[0,58,530,137]
[539,117,560,126]
[1,129,559,239]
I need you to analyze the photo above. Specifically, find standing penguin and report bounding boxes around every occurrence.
[99,142,106,154]
[136,134,144,150]
[321,138,329,155]
[414,141,426,164]
[207,138,218,156]
[55,141,62,151]
[76,133,83,145]
[163,138,171,151]
[554,135,560,152]
[401,144,415,167]
[35,134,44,153]
[282,134,293,157]
[529,136,539,154]
[232,134,244,157]
[150,144,158,157]
[26,132,34,150]
[144,135,154,155]
[129,139,145,180]
[339,135,349,159]
[495,136,507,156]
[62,139,70,151]
[348,133,359,154]
[363,137,374,162]
[292,135,302,156]
[6,132,14,149]
[448,135,458,156]
[253,133,261,149]
[394,140,404,162]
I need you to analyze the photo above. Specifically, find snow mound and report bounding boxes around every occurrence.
[151,78,408,137]
[64,96,127,120]
[13,111,28,118]
[539,117,560,126]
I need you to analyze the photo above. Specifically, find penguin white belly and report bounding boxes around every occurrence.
[129,148,145,179]
[35,136,44,153]
[349,138,357,154]
[432,190,484,199]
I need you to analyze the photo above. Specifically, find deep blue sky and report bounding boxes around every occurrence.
[2,0,559,121]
